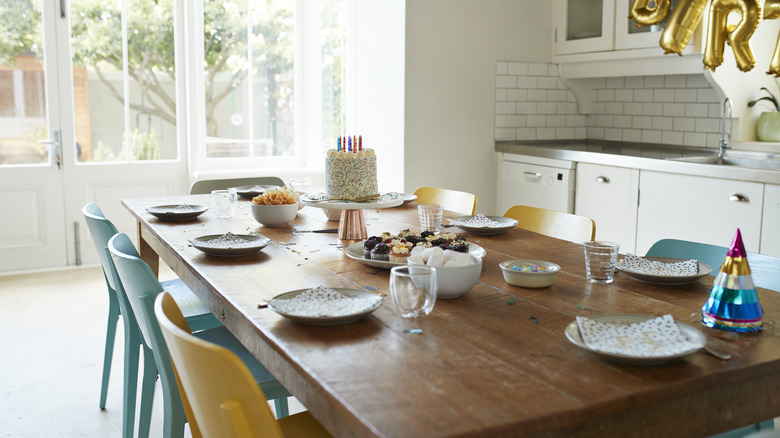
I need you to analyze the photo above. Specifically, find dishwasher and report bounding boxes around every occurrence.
[497,153,576,215]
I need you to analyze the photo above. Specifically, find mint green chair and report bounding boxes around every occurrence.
[646,238,780,292]
[645,238,777,437]
[108,232,290,437]
[189,176,285,194]
[83,202,222,438]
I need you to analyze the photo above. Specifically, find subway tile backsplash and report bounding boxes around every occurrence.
[495,61,723,149]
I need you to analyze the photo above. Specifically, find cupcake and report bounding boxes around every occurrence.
[370,243,390,261]
[364,236,383,259]
[389,242,413,263]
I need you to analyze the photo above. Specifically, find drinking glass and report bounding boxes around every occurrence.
[290,177,312,209]
[418,204,444,233]
[211,189,237,219]
[583,241,620,283]
[389,265,437,318]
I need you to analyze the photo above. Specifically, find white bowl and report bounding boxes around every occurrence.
[499,259,560,288]
[250,203,298,227]
[409,254,482,299]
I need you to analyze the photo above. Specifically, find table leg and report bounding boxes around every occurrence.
[136,220,159,277]
[338,210,368,240]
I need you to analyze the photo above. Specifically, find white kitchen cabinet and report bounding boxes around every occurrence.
[575,163,639,253]
[760,184,780,257]
[554,0,702,58]
[635,171,764,255]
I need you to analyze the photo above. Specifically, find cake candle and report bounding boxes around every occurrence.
[359,135,362,151]
[338,136,341,152]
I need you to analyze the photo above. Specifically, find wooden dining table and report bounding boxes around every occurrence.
[122,195,780,438]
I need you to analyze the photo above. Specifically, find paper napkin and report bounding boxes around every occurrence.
[621,253,699,276]
[576,314,702,357]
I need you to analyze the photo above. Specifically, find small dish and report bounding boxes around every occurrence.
[616,256,712,285]
[564,314,706,366]
[267,288,383,326]
[345,241,487,270]
[146,204,208,221]
[447,215,518,235]
[189,234,271,257]
[499,259,560,288]
[233,185,280,200]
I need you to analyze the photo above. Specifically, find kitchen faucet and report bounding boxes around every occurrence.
[719,98,732,159]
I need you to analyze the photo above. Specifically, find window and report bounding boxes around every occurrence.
[192,0,348,172]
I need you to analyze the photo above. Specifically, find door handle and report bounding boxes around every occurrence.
[728,193,749,203]
[523,171,541,178]
[38,131,61,169]
[595,176,610,183]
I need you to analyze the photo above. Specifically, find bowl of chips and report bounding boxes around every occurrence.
[251,188,299,227]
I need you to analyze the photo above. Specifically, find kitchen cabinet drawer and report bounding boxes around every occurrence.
[761,184,780,258]
[635,171,764,255]
[575,163,638,253]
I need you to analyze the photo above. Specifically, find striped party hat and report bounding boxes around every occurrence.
[701,229,763,332]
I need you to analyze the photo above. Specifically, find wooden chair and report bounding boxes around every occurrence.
[646,238,780,292]
[82,202,222,438]
[154,292,332,438]
[502,205,596,243]
[189,176,285,194]
[109,233,291,438]
[412,186,477,215]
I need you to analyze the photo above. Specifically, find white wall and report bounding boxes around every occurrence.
[405,1,552,215]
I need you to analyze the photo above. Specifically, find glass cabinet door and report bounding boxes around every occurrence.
[555,0,615,55]
[614,0,701,51]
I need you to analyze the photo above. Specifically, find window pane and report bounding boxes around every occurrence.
[321,0,344,150]
[70,0,177,162]
[0,0,48,165]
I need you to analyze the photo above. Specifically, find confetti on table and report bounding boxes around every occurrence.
[508,299,517,305]
[530,316,539,323]
[404,329,423,334]
[364,286,379,290]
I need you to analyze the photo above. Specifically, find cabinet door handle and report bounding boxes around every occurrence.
[728,193,749,203]
[524,171,541,178]
[595,176,610,183]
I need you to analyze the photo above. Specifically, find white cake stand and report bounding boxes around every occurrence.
[300,194,404,240]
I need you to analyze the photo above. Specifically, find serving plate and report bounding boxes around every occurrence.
[189,234,271,257]
[146,204,208,221]
[564,314,705,366]
[267,288,383,326]
[345,241,486,269]
[616,256,712,285]
[447,215,518,235]
[232,185,280,200]
[401,193,417,205]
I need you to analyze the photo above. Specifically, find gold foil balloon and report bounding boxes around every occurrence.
[631,0,671,26]
[704,0,760,72]
[766,0,780,76]
[660,0,709,55]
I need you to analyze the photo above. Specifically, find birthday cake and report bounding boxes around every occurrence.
[325,147,379,201]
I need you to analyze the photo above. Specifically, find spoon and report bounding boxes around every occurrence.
[702,345,731,360]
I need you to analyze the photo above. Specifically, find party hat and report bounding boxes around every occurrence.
[701,229,763,332]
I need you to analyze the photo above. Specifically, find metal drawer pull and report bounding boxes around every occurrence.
[595,176,610,183]
[524,171,541,178]
[728,193,749,203]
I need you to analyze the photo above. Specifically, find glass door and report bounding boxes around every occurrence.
[0,0,68,272]
[555,0,615,55]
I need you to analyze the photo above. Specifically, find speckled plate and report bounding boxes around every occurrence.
[345,241,486,269]
[146,204,208,221]
[447,215,518,235]
[616,256,712,285]
[189,234,271,257]
[232,185,281,199]
[267,288,383,326]
[564,314,705,366]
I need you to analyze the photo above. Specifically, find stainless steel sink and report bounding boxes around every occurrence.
[667,152,780,170]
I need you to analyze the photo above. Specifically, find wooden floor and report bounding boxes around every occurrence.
[0,265,304,437]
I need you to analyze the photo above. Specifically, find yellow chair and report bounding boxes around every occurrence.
[154,292,332,438]
[412,186,477,215]
[503,205,596,243]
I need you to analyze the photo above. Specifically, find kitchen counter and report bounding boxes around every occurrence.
[495,140,780,184]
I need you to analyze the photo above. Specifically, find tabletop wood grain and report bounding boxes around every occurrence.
[123,195,780,438]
